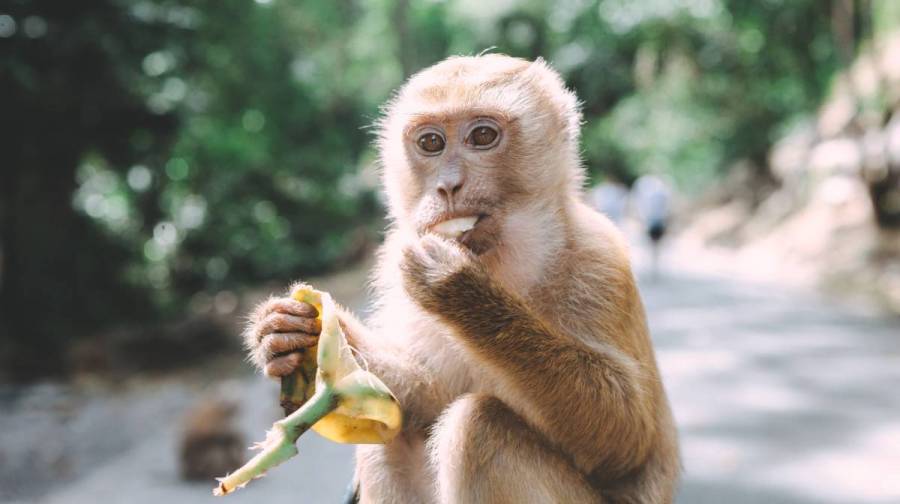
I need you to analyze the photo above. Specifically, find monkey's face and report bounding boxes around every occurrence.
[397,112,520,255]
[380,55,583,257]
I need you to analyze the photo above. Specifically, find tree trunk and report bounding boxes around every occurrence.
[0,144,83,379]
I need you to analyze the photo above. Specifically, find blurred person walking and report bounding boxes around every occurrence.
[632,174,672,279]
[588,176,629,226]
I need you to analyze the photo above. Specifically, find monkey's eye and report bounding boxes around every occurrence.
[416,133,445,154]
[467,125,499,148]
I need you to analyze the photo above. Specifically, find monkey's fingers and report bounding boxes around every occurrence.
[264,299,319,319]
[262,332,318,360]
[265,352,304,378]
[257,313,321,341]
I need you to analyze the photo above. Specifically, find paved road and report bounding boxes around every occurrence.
[644,270,900,503]
[6,263,900,503]
[9,377,358,504]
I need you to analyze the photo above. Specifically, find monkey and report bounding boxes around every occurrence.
[179,399,245,481]
[244,54,680,503]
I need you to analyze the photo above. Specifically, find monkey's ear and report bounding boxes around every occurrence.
[523,59,582,143]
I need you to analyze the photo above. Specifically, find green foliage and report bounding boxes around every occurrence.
[0,0,866,379]
[63,1,392,313]
[573,0,840,189]
[1,0,182,378]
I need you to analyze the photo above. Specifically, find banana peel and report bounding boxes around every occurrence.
[213,286,402,496]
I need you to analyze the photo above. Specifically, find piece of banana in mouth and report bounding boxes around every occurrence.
[431,216,478,239]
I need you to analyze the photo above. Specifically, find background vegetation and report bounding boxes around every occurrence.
[1,0,895,380]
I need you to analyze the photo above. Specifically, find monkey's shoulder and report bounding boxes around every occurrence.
[531,207,644,341]
[571,200,631,258]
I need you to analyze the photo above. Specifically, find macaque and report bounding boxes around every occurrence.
[245,54,680,503]
[179,399,245,481]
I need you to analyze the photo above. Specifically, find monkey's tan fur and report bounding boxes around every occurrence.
[246,54,680,503]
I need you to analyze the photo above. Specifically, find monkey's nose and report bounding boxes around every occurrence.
[436,180,463,201]
[436,167,465,203]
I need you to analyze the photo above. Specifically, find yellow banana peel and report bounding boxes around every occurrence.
[213,286,402,496]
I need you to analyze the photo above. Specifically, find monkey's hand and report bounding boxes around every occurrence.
[400,234,488,315]
[244,286,322,378]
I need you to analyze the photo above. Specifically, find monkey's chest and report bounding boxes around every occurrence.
[379,309,498,421]
[402,325,493,402]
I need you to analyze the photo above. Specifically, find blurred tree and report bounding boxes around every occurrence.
[1,0,179,379]
[0,0,389,380]
[147,0,381,299]
[1,0,879,380]
[584,0,841,190]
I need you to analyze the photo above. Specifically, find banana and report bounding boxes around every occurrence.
[213,286,402,496]
[431,216,478,238]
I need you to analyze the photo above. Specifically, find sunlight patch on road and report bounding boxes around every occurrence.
[657,349,740,379]
[680,434,759,481]
[729,380,813,412]
[760,424,900,503]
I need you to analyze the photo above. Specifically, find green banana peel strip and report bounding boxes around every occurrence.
[213,287,402,496]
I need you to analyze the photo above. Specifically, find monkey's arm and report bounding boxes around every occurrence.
[245,292,440,433]
[402,237,655,477]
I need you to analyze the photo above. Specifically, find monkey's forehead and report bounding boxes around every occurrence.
[380,54,580,142]
[390,56,555,120]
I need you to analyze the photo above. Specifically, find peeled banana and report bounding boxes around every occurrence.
[213,286,402,496]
